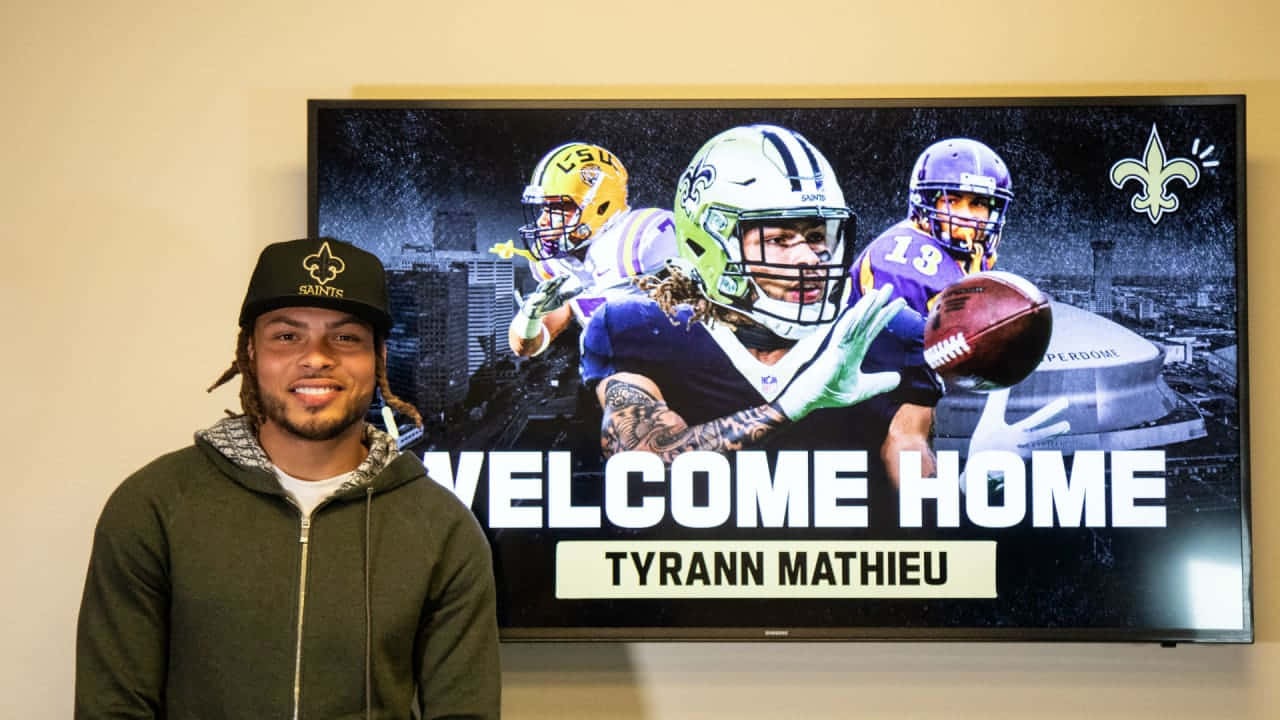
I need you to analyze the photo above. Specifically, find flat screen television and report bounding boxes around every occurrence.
[309,97,1251,643]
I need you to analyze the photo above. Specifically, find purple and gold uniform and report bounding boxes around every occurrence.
[851,219,991,315]
[580,296,940,469]
[529,207,676,326]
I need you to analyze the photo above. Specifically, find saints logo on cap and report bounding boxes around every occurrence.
[303,241,346,286]
[239,238,392,334]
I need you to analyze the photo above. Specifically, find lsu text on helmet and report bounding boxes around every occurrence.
[518,142,629,260]
[908,137,1014,264]
[673,123,854,340]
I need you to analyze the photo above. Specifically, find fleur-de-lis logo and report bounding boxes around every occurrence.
[303,241,346,285]
[677,158,717,218]
[1110,125,1200,224]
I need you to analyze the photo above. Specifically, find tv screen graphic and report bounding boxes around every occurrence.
[309,98,1250,642]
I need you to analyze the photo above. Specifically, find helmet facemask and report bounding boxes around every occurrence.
[910,187,1010,263]
[907,138,1014,266]
[517,143,629,261]
[696,207,854,340]
[518,193,594,260]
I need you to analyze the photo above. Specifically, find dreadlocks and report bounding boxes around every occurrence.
[207,327,423,432]
[635,264,751,329]
[206,327,262,426]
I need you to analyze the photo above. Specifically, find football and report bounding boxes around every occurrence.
[923,271,1053,392]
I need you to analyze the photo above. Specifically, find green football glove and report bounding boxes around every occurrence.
[774,284,906,422]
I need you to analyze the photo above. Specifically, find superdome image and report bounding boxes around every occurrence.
[933,302,1207,454]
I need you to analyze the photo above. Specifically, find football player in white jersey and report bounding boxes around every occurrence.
[507,142,677,357]
[581,124,939,495]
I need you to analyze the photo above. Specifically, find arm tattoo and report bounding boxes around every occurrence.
[600,378,787,462]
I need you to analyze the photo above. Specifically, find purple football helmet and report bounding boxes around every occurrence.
[908,138,1014,262]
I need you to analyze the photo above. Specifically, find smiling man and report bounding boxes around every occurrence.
[75,238,500,719]
[250,304,381,478]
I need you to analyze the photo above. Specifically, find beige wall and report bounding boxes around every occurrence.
[3,0,1276,716]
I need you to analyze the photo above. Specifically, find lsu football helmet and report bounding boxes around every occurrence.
[673,124,854,340]
[518,142,629,260]
[908,138,1014,264]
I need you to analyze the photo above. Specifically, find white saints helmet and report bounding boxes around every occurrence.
[673,124,854,340]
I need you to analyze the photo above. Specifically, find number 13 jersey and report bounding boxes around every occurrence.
[850,220,989,315]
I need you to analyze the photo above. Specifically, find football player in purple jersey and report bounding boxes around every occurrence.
[851,138,1067,481]
[581,125,941,490]
[852,138,1014,313]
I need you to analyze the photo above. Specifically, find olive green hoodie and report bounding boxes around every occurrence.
[76,416,500,719]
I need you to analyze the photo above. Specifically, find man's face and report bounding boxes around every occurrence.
[740,220,832,304]
[933,191,992,249]
[249,306,378,442]
[538,199,581,234]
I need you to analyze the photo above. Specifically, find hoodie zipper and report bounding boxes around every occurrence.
[274,465,384,719]
[292,512,312,720]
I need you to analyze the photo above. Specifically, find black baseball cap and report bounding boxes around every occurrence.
[238,238,392,335]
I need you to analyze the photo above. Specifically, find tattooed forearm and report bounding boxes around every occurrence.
[602,381,658,410]
[600,378,788,462]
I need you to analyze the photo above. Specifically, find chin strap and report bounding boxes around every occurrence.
[734,322,797,352]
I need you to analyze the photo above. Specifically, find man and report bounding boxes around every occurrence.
[508,141,677,357]
[76,238,500,719]
[580,124,940,491]
[851,138,1067,480]
[853,137,1015,312]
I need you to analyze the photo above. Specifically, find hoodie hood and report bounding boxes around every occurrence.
[195,415,401,495]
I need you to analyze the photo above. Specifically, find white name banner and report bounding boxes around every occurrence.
[556,540,997,599]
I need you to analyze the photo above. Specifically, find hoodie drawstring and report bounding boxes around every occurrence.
[364,486,373,720]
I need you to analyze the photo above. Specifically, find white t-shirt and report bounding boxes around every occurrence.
[272,466,353,517]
